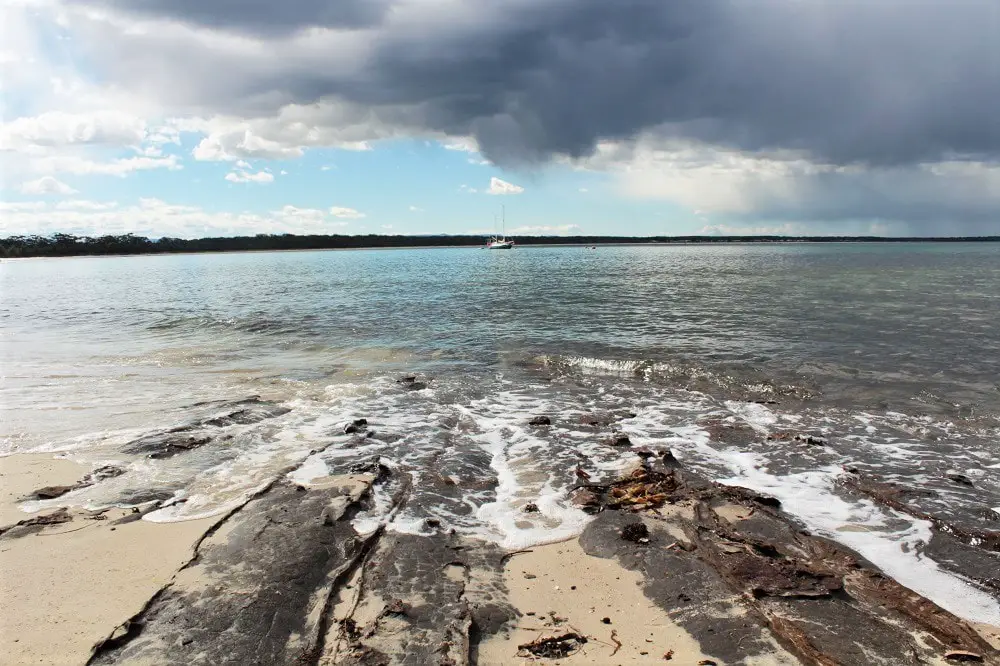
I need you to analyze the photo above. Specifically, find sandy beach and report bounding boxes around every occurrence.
[0,455,219,665]
[3,448,998,666]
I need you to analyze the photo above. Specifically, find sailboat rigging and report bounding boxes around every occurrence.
[486,204,514,249]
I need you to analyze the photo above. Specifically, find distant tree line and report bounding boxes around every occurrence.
[1,232,998,258]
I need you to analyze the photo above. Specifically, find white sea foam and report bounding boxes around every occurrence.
[723,400,778,430]
[710,449,1000,625]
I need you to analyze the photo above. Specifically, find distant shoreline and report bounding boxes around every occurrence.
[2,233,998,259]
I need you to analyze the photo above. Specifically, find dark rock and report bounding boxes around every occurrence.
[605,433,632,447]
[122,398,290,458]
[343,421,365,434]
[424,518,441,529]
[0,508,73,539]
[402,381,428,391]
[30,485,76,500]
[87,465,125,483]
[601,617,612,624]
[384,598,407,615]
[580,413,611,427]
[202,402,291,427]
[702,419,758,445]
[123,433,212,459]
[570,489,602,514]
[947,474,975,487]
[116,488,177,506]
[621,522,650,544]
[528,416,551,426]
[89,479,383,666]
[397,375,417,384]
[716,485,782,509]
[944,651,984,662]
[523,503,539,513]
[26,464,127,501]
[348,458,392,483]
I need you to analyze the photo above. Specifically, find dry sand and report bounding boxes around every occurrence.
[479,537,713,665]
[0,454,218,666]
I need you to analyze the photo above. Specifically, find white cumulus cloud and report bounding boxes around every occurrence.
[487,177,524,195]
[224,169,274,184]
[509,224,580,235]
[30,154,182,176]
[329,206,365,219]
[19,176,78,195]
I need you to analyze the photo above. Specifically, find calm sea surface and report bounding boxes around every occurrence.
[2,243,999,622]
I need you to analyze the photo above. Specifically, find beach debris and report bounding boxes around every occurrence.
[529,415,551,426]
[944,652,984,663]
[605,432,632,447]
[523,502,540,513]
[663,648,674,660]
[698,660,718,666]
[621,522,650,544]
[575,465,592,481]
[610,629,622,655]
[603,467,681,511]
[516,632,587,658]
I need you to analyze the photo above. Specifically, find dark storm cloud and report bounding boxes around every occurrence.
[74,0,1000,168]
[74,0,390,35]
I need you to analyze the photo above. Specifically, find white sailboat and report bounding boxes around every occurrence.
[486,205,514,249]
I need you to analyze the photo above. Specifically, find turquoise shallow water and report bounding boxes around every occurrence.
[2,243,999,622]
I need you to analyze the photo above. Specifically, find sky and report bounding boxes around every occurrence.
[1,0,998,239]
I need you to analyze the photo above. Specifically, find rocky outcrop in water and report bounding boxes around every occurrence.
[577,453,999,666]
[77,441,1000,666]
[121,396,290,459]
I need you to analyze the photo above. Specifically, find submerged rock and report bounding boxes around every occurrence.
[605,432,632,447]
[121,398,290,459]
[24,464,126,501]
[528,416,551,426]
[947,473,975,487]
